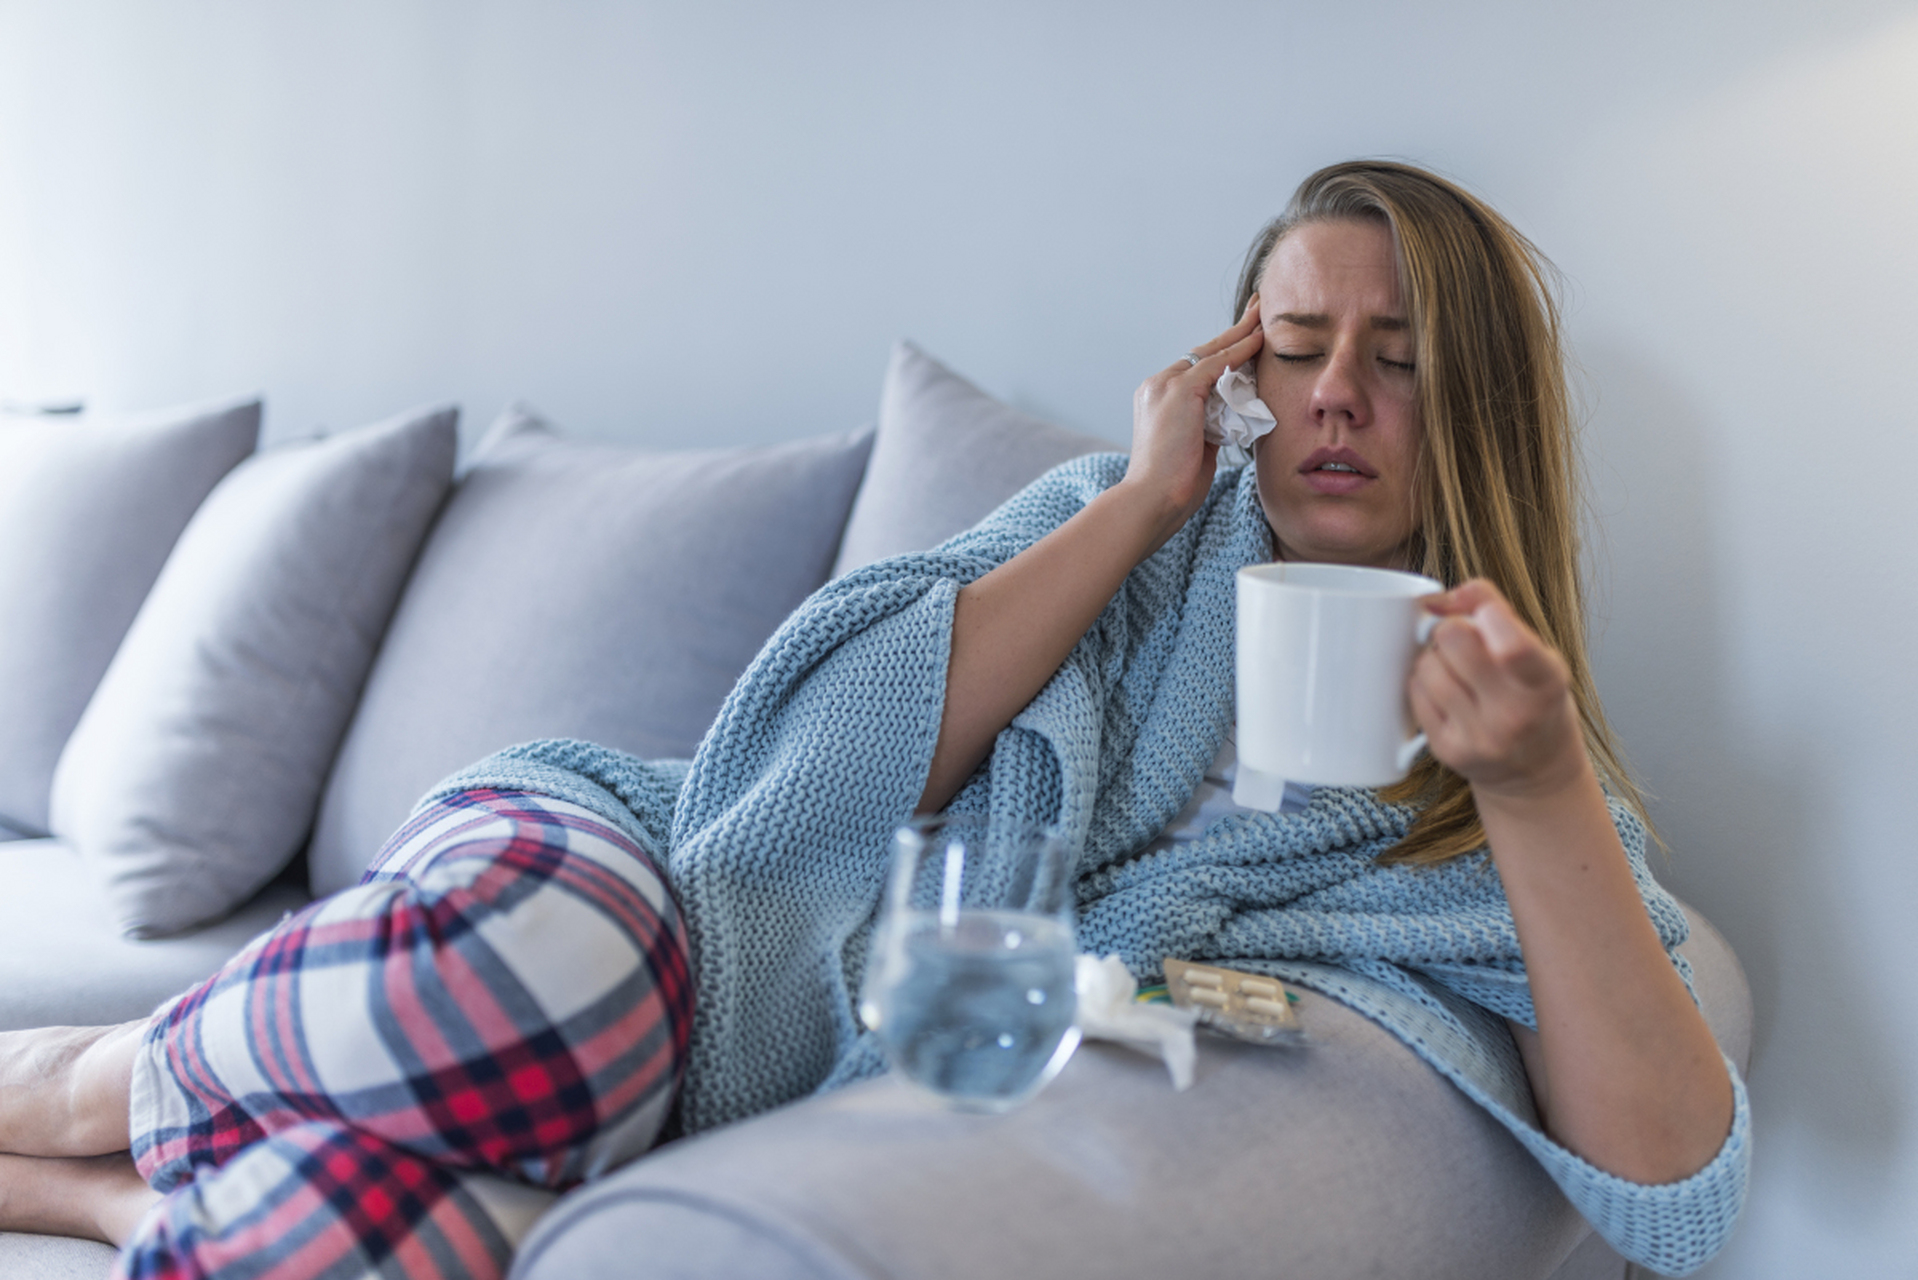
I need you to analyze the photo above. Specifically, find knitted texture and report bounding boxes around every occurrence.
[429,454,1749,1274]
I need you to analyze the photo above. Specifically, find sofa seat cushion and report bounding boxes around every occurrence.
[0,838,308,1031]
[0,1231,117,1279]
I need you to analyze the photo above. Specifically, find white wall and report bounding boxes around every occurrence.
[1557,22,1918,1274]
[2,2,1914,1273]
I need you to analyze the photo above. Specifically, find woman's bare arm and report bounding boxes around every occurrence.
[917,484,1182,812]
[1413,583,1734,1184]
[1491,776,1731,1183]
[916,301,1264,813]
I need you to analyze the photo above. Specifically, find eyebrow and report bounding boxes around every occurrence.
[1269,312,1410,332]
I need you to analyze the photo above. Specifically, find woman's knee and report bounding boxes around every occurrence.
[129,791,692,1188]
[261,791,689,1176]
[375,795,693,1177]
[383,792,693,1055]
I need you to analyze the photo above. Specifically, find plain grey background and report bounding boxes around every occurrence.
[1,3,1914,1274]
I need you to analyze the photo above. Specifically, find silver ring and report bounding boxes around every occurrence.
[1182,352,1202,367]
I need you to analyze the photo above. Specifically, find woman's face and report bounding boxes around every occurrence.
[1252,218,1422,569]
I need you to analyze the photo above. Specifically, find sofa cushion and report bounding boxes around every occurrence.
[306,408,874,895]
[0,1230,118,1279]
[0,398,259,836]
[830,341,1116,577]
[49,407,458,937]
[0,837,308,1031]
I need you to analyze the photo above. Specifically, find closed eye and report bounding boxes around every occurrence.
[1380,357,1415,373]
[1271,352,1320,364]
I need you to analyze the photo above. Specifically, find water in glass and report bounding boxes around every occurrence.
[865,815,1080,1111]
[877,907,1078,1107]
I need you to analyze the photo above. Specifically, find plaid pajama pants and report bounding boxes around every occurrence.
[115,788,693,1280]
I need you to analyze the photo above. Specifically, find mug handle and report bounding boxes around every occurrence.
[1396,611,1443,772]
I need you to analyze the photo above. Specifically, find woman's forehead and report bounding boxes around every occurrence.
[1259,220,1405,317]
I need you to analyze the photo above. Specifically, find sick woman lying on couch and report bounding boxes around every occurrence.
[0,160,1748,1279]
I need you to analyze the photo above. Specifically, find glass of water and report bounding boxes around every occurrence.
[862,814,1080,1112]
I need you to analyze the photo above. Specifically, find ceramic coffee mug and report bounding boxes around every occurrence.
[1235,562,1443,787]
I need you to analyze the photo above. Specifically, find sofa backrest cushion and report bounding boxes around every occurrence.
[50,406,459,937]
[831,340,1117,577]
[0,398,260,837]
[306,408,874,895]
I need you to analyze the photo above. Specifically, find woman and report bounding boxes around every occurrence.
[927,163,1737,1186]
[0,160,1747,1277]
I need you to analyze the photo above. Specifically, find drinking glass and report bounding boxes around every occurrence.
[861,814,1080,1112]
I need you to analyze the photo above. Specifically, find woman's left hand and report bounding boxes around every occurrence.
[1416,579,1736,1186]
[1409,579,1588,801]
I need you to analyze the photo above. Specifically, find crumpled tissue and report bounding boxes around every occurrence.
[1074,953,1199,1091]
[1203,363,1276,467]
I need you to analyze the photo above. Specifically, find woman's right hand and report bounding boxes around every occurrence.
[1119,295,1264,546]
[918,298,1261,814]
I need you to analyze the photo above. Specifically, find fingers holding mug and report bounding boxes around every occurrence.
[1418,582,1568,695]
[1409,581,1584,794]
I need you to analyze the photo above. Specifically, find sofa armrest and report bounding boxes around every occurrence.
[513,901,1750,1280]
[1677,901,1754,1075]
[513,990,1588,1280]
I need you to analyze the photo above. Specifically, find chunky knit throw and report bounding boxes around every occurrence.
[432,454,1750,1274]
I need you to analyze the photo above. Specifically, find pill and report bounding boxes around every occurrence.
[1244,996,1289,1017]
[1182,970,1224,989]
[1188,987,1229,1007]
[1236,978,1280,998]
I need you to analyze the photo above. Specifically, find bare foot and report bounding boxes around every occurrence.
[0,1023,145,1156]
[0,1151,159,1246]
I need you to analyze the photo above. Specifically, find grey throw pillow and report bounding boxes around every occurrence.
[305,407,874,895]
[830,341,1118,576]
[50,406,459,937]
[0,399,259,836]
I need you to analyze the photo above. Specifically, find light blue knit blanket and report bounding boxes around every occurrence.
[432,454,1749,1274]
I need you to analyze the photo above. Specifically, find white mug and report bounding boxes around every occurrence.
[1235,562,1443,788]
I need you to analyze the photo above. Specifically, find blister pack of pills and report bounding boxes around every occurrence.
[1160,958,1307,1047]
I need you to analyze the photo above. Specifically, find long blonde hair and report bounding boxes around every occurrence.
[1234,160,1646,866]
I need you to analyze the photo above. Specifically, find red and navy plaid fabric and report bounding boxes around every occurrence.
[118,789,692,1280]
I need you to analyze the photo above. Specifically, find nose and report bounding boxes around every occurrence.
[1309,344,1369,428]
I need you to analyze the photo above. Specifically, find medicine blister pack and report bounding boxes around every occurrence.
[1162,958,1307,1047]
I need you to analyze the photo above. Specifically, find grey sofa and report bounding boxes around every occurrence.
[0,342,1750,1279]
